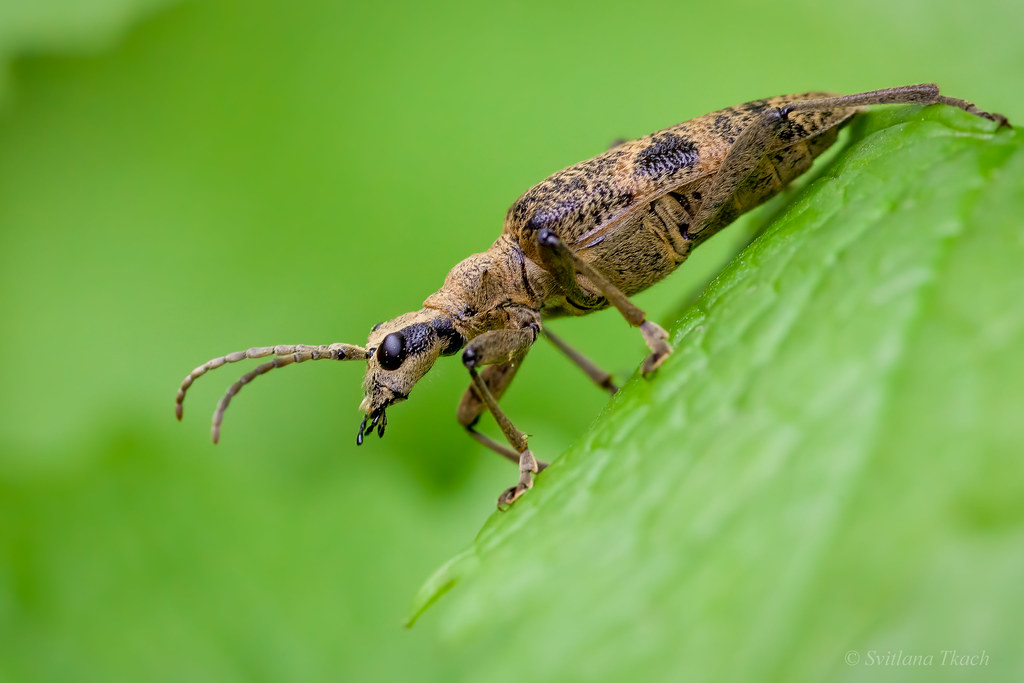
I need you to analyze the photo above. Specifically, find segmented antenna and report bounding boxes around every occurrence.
[175,343,368,443]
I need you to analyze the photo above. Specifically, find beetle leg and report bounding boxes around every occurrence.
[457,360,529,464]
[780,84,1009,128]
[457,327,547,508]
[541,328,618,395]
[536,228,672,375]
[689,84,1009,242]
[534,231,606,310]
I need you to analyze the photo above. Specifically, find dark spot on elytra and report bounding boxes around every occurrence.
[525,213,553,232]
[507,147,633,235]
[713,114,739,137]
[779,116,809,142]
[634,133,699,179]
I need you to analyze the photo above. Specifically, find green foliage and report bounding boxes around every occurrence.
[411,108,1024,682]
[0,0,178,101]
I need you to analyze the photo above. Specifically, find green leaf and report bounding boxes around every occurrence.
[411,106,1024,682]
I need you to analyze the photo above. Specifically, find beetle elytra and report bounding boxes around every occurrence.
[176,83,1008,508]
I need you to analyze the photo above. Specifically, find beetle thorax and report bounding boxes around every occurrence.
[423,238,540,339]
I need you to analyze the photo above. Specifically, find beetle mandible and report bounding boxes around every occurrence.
[176,83,1008,508]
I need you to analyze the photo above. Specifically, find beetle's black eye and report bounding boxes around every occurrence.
[372,321,383,332]
[377,332,406,371]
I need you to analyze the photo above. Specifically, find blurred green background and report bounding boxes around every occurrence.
[0,0,1021,681]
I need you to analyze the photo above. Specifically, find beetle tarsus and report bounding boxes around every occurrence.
[640,321,672,376]
[496,449,540,509]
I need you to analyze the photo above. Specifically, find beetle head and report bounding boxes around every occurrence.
[357,308,466,443]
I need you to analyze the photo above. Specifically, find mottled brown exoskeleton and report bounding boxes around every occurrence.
[176,84,1008,507]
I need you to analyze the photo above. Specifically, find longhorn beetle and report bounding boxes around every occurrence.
[176,84,1009,508]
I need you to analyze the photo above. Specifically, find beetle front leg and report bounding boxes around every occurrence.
[536,228,672,375]
[458,360,538,465]
[458,327,546,507]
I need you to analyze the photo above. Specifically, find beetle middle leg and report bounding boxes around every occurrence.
[535,227,672,375]
[457,327,547,507]
[542,328,618,395]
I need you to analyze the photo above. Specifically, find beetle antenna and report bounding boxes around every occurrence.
[174,343,368,443]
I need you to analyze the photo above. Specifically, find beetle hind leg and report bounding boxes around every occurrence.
[936,95,1008,128]
[688,84,1009,246]
[780,84,1009,128]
